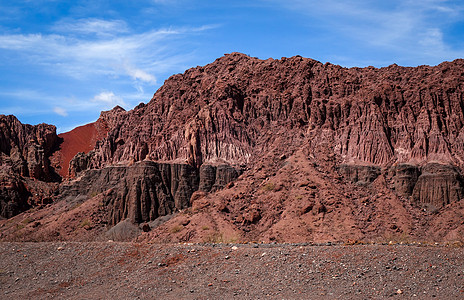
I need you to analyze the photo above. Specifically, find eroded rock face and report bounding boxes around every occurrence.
[69,54,464,177]
[0,115,61,218]
[0,115,60,182]
[391,164,420,198]
[4,53,464,242]
[62,54,464,215]
[68,152,90,178]
[412,163,463,209]
[339,164,381,184]
[0,169,30,218]
[199,164,241,192]
[59,161,240,226]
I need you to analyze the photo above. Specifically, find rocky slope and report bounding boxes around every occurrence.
[2,53,464,243]
[0,115,60,218]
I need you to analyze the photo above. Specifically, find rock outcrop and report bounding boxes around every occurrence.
[339,164,381,185]
[3,53,464,242]
[70,54,464,174]
[0,115,60,181]
[65,54,464,216]
[0,115,61,218]
[388,163,464,209]
[59,161,240,226]
[412,163,463,209]
[391,164,420,198]
[198,164,241,192]
[0,169,30,218]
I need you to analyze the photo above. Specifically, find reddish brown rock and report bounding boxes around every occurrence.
[412,163,463,210]
[0,169,30,218]
[339,164,381,185]
[0,115,60,181]
[0,115,61,218]
[60,106,125,178]
[4,53,464,243]
[67,54,464,176]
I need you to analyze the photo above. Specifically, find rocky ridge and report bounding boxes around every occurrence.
[2,53,464,243]
[0,115,60,218]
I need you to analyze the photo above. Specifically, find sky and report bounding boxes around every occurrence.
[1,0,463,133]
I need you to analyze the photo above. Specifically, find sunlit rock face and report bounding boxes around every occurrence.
[3,53,464,244]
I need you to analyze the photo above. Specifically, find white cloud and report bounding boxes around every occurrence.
[92,91,126,107]
[123,63,157,84]
[52,18,129,37]
[420,28,445,49]
[0,22,211,82]
[53,106,68,117]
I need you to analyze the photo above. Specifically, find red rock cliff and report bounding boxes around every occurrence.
[69,53,464,171]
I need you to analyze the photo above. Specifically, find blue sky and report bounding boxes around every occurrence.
[1,0,463,133]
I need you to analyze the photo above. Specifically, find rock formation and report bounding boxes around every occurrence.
[2,53,464,242]
[0,169,30,218]
[412,163,463,209]
[58,161,240,226]
[0,115,61,218]
[0,115,59,181]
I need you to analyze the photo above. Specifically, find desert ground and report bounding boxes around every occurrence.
[1,242,464,299]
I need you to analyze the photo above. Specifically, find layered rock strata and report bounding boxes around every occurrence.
[59,161,240,225]
[3,53,464,242]
[70,54,464,174]
[412,163,463,209]
[66,53,464,212]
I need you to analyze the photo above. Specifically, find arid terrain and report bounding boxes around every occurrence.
[1,53,464,298]
[2,53,464,244]
[2,242,464,299]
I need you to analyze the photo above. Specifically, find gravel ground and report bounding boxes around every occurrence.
[1,242,464,299]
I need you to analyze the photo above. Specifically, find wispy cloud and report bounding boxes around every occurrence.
[0,28,174,80]
[122,62,157,84]
[0,18,214,125]
[92,91,126,108]
[0,21,213,84]
[53,107,68,117]
[270,0,464,66]
[52,18,129,37]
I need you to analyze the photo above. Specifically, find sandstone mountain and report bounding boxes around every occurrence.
[1,52,464,243]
